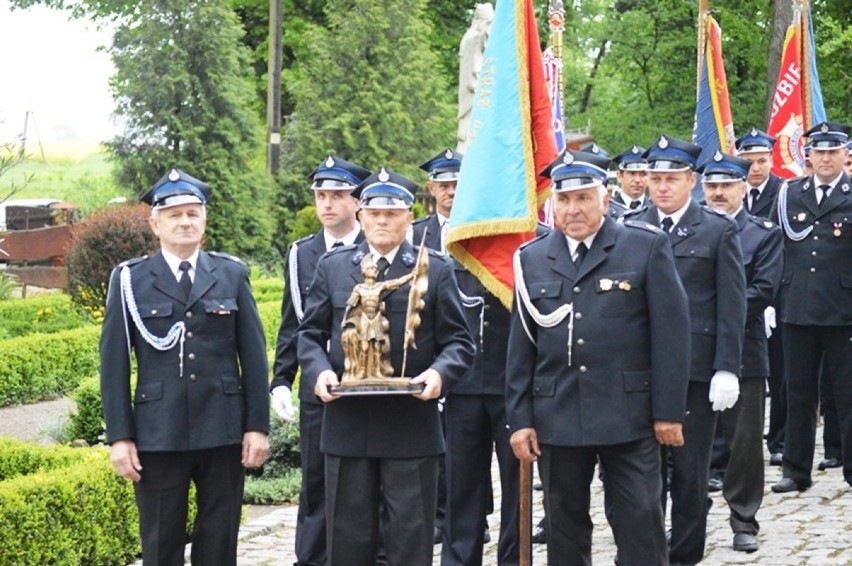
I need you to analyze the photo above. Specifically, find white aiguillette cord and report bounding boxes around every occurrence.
[120,265,187,376]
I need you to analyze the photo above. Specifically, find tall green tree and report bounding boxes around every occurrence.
[275,0,455,252]
[107,0,274,259]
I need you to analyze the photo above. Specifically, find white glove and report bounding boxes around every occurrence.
[763,306,776,339]
[708,371,739,412]
[271,386,296,422]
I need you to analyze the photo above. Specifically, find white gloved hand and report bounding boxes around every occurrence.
[271,386,296,422]
[708,371,740,412]
[763,306,776,339]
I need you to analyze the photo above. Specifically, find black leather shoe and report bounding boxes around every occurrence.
[483,525,491,544]
[771,477,811,493]
[531,523,546,544]
[733,532,758,553]
[769,452,783,466]
[708,476,724,492]
[818,457,841,471]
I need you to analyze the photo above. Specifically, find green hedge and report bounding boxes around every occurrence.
[0,293,92,339]
[0,326,101,407]
[0,441,140,565]
[251,277,284,304]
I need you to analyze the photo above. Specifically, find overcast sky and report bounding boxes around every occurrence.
[0,2,117,145]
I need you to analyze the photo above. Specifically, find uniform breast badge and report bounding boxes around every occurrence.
[598,278,613,292]
[834,222,843,237]
[618,280,632,291]
[796,212,807,222]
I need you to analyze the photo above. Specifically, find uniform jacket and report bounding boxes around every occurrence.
[746,173,782,219]
[412,214,442,251]
[506,218,691,446]
[296,240,475,458]
[774,172,852,326]
[613,191,648,211]
[629,200,746,381]
[271,229,365,403]
[100,250,269,451]
[734,208,783,379]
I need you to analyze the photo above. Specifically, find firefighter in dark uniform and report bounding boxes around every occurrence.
[507,148,691,566]
[270,155,370,566]
[700,152,783,553]
[735,129,787,466]
[298,167,475,566]
[625,135,746,566]
[771,121,852,493]
[612,145,650,211]
[100,168,270,566]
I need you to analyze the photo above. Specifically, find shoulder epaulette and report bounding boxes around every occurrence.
[293,233,315,246]
[519,232,548,250]
[748,216,776,231]
[209,250,245,265]
[623,219,662,233]
[701,205,729,217]
[322,243,357,258]
[118,255,148,268]
[620,206,646,219]
[412,216,431,225]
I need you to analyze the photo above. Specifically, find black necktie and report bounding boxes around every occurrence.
[331,241,344,250]
[817,184,830,207]
[749,188,760,211]
[574,242,588,269]
[178,261,193,298]
[629,200,641,209]
[661,217,674,233]
[376,257,390,281]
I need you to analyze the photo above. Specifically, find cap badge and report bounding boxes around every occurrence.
[659,136,669,149]
[750,128,758,136]
[562,152,574,165]
[591,144,601,154]
[631,146,640,154]
[325,156,335,168]
[821,123,829,133]
[713,150,723,162]
[444,149,453,159]
[168,169,180,182]
[378,168,390,182]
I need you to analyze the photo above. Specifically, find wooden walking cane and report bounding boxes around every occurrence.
[520,459,533,566]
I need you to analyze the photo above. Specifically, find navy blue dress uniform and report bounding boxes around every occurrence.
[506,149,691,566]
[270,155,369,566]
[771,121,852,492]
[735,128,787,461]
[100,169,269,566]
[297,168,475,566]
[699,154,783,550]
[626,136,747,565]
[612,145,650,210]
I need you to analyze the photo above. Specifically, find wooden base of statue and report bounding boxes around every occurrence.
[330,377,425,396]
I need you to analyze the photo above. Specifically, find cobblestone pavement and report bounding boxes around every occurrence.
[229,422,850,565]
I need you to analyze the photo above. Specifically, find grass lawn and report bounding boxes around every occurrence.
[1,143,127,215]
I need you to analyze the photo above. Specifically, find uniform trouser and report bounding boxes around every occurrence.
[717,378,765,535]
[782,324,852,486]
[135,445,244,566]
[540,437,667,566]
[820,364,843,461]
[766,325,786,455]
[325,454,439,566]
[441,394,519,566]
[294,401,326,566]
[662,381,716,566]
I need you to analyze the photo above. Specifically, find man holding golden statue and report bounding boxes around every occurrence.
[297,166,475,566]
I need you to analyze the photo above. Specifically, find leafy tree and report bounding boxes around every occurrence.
[275,0,455,254]
[105,0,275,260]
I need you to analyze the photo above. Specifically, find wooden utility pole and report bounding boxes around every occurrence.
[266,0,283,174]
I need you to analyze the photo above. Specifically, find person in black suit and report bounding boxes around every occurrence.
[100,169,270,566]
[270,155,370,566]
[413,149,520,566]
[506,149,691,566]
[700,153,783,553]
[625,135,747,566]
[298,167,475,566]
[771,121,852,493]
[733,129,787,466]
[612,145,650,211]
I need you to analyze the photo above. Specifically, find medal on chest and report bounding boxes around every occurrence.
[834,222,842,238]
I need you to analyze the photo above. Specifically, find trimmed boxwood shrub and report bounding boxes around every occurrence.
[67,376,105,446]
[0,326,100,407]
[0,293,91,339]
[251,277,284,304]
